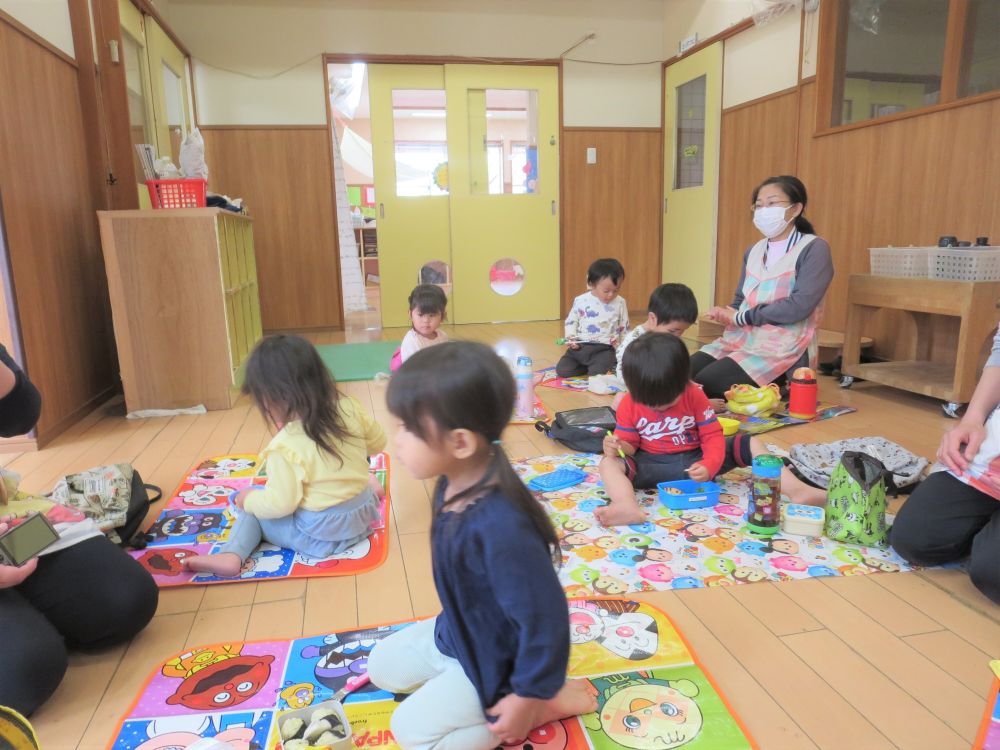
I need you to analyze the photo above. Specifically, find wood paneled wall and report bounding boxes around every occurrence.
[717,80,1000,357]
[0,17,116,445]
[560,129,662,316]
[201,127,343,331]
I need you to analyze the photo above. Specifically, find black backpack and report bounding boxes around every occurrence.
[122,470,162,548]
[534,406,617,454]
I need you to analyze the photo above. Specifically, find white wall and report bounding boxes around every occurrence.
[722,7,800,108]
[663,0,749,59]
[0,0,74,56]
[168,0,667,127]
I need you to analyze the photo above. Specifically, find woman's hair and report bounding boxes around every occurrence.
[408,284,448,319]
[622,332,691,407]
[242,334,348,460]
[752,175,816,235]
[386,341,559,560]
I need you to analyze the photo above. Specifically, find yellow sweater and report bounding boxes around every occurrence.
[244,396,386,520]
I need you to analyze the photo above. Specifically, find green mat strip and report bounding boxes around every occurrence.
[316,341,401,381]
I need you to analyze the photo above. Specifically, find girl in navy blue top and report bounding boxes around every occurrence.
[366,341,596,748]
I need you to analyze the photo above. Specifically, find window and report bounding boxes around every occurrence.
[393,142,449,197]
[674,75,706,189]
[824,0,1000,128]
[468,89,539,195]
[392,89,448,196]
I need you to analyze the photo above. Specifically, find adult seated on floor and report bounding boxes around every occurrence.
[891,326,1000,605]
[694,175,834,399]
[0,346,159,715]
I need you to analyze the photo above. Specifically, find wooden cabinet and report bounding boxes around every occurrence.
[354,225,379,285]
[97,209,263,413]
[842,274,1000,406]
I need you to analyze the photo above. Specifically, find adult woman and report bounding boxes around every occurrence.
[891,327,1000,604]
[0,345,159,715]
[692,176,834,398]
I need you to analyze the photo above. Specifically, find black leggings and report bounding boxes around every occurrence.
[689,352,756,399]
[0,535,159,715]
[890,471,1000,604]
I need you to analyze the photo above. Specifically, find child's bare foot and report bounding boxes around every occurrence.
[182,552,242,577]
[540,680,598,722]
[594,501,646,527]
[781,468,827,507]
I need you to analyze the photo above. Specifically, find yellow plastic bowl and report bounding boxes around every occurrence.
[718,417,740,437]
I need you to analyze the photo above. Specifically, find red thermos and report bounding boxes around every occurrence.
[788,367,818,420]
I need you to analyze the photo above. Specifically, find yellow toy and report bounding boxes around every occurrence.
[724,383,781,417]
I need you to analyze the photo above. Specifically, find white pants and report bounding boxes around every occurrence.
[366,617,500,750]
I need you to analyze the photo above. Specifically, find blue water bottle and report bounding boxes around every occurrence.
[515,355,535,420]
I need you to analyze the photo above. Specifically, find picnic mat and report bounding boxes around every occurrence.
[510,394,553,426]
[535,367,626,394]
[315,341,400,381]
[719,404,856,436]
[108,596,756,750]
[976,662,1000,749]
[129,453,390,586]
[514,454,913,595]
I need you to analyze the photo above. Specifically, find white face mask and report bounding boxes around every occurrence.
[753,205,792,239]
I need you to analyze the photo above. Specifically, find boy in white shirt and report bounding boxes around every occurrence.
[557,259,628,377]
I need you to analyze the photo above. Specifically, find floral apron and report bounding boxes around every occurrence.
[953,405,1000,500]
[701,233,821,385]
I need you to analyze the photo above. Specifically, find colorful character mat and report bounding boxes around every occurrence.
[975,662,1000,749]
[108,597,756,750]
[514,455,913,595]
[719,404,856,436]
[536,367,626,394]
[130,454,390,587]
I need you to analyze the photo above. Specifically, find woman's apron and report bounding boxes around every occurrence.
[954,406,1000,500]
[701,233,822,385]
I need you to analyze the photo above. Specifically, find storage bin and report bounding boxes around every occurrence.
[270,699,352,750]
[868,246,930,278]
[929,247,1000,281]
[146,179,207,209]
[657,480,721,510]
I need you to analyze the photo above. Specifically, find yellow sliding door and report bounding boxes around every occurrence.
[444,64,560,323]
[368,64,452,328]
[662,43,723,311]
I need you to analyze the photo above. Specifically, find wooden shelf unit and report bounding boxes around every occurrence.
[97,208,263,413]
[842,274,1000,404]
[354,225,379,285]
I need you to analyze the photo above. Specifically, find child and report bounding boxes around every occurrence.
[615,283,697,380]
[367,342,596,748]
[596,332,825,527]
[391,284,449,371]
[183,335,386,577]
[557,258,628,378]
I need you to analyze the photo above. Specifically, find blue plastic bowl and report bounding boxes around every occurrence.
[657,480,722,510]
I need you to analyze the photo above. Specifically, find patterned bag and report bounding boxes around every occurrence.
[824,451,889,547]
[789,437,927,490]
[724,383,781,417]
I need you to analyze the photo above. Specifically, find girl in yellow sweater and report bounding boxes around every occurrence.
[184,335,386,578]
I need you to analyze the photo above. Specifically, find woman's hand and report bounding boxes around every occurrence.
[487,693,544,745]
[705,306,736,327]
[938,419,987,474]
[0,521,37,589]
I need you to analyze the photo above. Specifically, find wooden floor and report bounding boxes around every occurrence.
[18,320,999,749]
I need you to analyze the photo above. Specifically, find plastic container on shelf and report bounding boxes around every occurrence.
[868,246,931,278]
[146,178,207,209]
[929,246,1000,282]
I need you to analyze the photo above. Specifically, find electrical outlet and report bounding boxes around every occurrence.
[586,147,597,165]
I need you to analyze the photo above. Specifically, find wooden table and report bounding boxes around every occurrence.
[842,274,1000,408]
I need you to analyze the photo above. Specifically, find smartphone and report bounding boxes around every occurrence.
[0,513,59,566]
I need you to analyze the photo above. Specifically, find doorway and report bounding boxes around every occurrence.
[325,59,560,331]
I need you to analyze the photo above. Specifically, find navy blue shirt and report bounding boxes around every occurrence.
[431,480,569,709]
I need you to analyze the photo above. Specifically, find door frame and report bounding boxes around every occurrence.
[321,53,563,330]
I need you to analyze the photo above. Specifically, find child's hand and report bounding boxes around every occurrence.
[569,341,581,350]
[487,693,544,745]
[687,462,711,482]
[603,433,624,458]
[233,488,252,510]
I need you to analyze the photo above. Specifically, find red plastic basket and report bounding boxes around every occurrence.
[146,179,207,209]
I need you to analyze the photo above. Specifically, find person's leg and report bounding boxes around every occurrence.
[0,588,68,716]
[183,509,264,577]
[968,507,1000,604]
[692,356,755,399]
[584,345,616,376]
[890,471,998,567]
[689,351,716,378]
[555,348,585,378]
[723,436,827,506]
[14,536,158,650]
[595,456,646,526]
